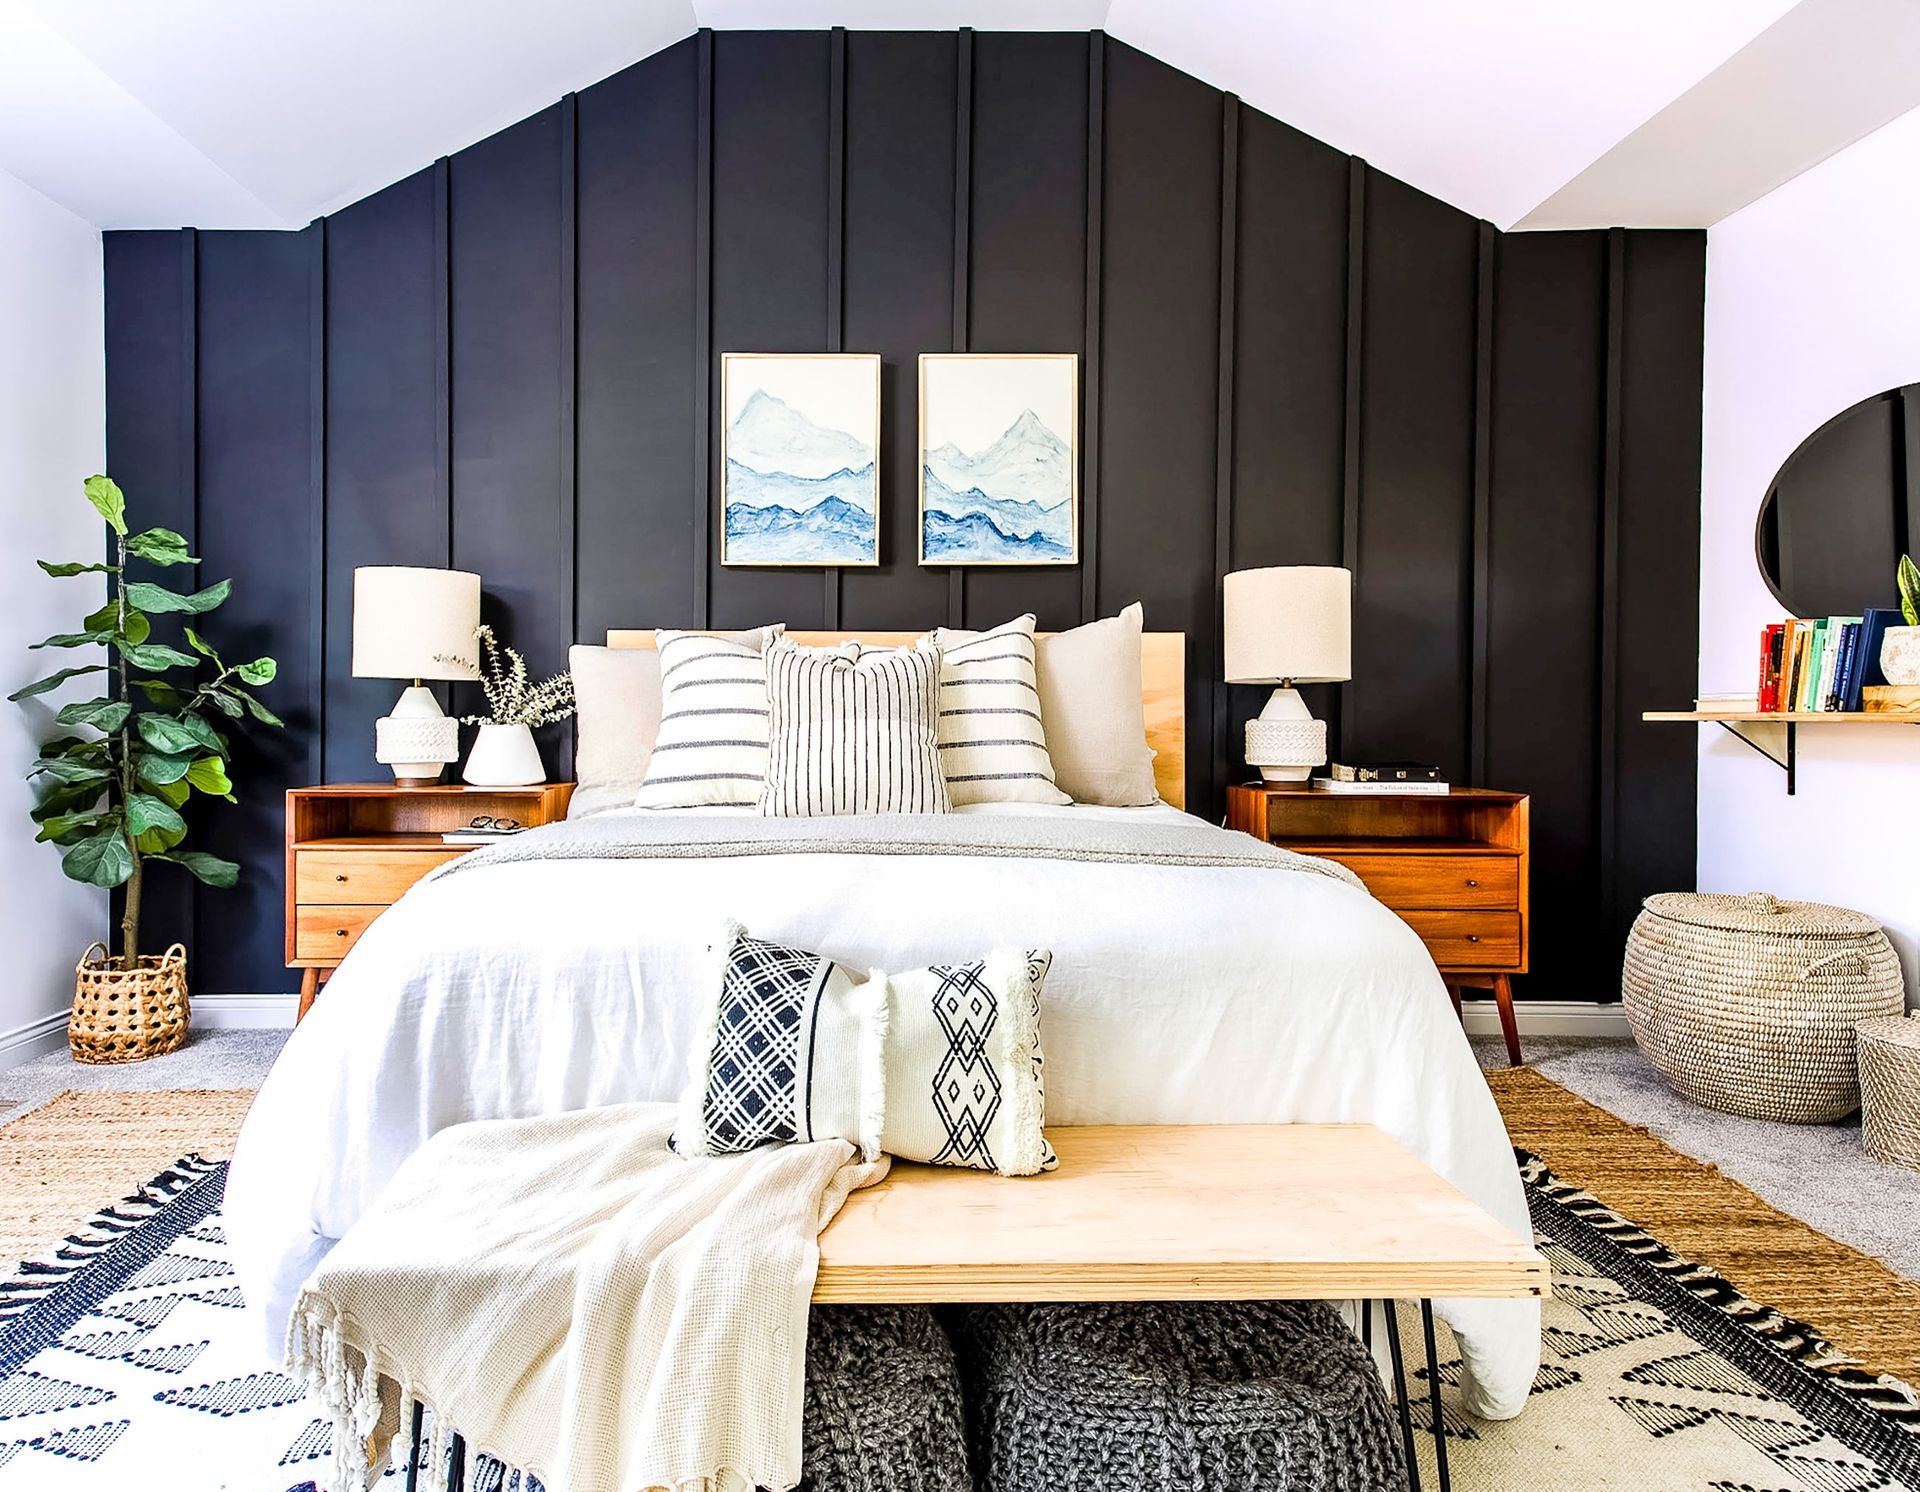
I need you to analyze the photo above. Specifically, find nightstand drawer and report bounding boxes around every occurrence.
[1317,853,1517,909]
[1401,911,1521,969]
[294,904,383,961]
[295,848,461,904]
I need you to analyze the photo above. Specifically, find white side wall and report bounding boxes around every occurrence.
[1700,105,1920,1003]
[0,168,108,1061]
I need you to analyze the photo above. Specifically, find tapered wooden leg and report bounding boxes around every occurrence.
[1446,983,1463,1018]
[1492,973,1522,1066]
[296,966,319,1023]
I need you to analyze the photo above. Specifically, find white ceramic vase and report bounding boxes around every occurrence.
[1882,626,1920,686]
[462,722,545,786]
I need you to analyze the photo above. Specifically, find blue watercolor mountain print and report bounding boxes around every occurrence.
[724,387,876,564]
[922,408,1074,563]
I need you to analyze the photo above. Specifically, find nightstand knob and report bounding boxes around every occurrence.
[1465,879,1479,888]
[1467,934,1480,943]
[335,873,347,882]
[335,928,348,937]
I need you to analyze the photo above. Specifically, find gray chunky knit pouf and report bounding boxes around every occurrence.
[793,1305,973,1492]
[955,1301,1409,1492]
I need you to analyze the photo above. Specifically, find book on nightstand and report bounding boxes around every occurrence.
[1312,778,1450,796]
[1325,762,1442,783]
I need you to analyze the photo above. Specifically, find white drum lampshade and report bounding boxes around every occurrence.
[1224,566,1352,783]
[352,567,481,786]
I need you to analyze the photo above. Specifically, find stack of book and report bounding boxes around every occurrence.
[1756,608,1903,713]
[1311,763,1449,795]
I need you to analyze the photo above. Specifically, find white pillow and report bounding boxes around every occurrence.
[1034,602,1159,807]
[920,615,1071,807]
[673,922,1056,1177]
[760,640,950,817]
[571,627,783,818]
[635,629,783,809]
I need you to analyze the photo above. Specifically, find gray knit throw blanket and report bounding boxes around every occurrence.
[955,1300,1409,1492]
[435,810,1365,891]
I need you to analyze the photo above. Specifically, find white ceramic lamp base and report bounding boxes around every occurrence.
[375,685,459,787]
[1244,685,1327,784]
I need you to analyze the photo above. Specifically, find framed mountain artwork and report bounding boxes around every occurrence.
[918,353,1079,566]
[720,352,881,566]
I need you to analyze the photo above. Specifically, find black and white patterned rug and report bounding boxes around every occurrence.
[1,1152,1916,1491]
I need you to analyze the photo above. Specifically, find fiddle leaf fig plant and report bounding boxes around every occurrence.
[10,476,283,968]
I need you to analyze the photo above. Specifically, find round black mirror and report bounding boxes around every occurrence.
[1757,385,1916,616]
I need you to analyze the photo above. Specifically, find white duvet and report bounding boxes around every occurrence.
[226,801,1541,1418]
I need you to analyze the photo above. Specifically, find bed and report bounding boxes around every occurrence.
[225,626,1541,1420]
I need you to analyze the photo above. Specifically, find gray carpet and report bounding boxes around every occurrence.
[1475,1034,1920,1282]
[0,1027,288,1121]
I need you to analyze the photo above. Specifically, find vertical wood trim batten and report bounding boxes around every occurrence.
[948,27,974,628]
[1598,227,1627,925]
[558,95,580,777]
[1338,159,1367,756]
[178,226,200,966]
[824,29,846,629]
[693,29,714,627]
[1469,220,1496,788]
[433,159,453,569]
[1899,387,1920,558]
[1211,96,1240,812]
[307,219,329,784]
[1080,32,1106,624]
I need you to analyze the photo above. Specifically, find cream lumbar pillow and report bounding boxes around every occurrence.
[1034,601,1160,806]
[760,640,950,817]
[635,629,786,810]
[673,922,1056,1177]
[920,614,1071,807]
[572,627,783,817]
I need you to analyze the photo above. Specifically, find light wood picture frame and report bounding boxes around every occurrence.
[918,352,1079,566]
[720,352,882,567]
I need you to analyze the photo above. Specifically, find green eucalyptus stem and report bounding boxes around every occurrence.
[113,528,141,969]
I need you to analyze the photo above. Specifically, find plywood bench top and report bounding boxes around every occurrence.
[814,1124,1547,1304]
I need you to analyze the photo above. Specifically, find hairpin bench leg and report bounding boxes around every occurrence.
[1420,1298,1452,1492]
[448,1432,467,1492]
[1383,1299,1421,1492]
[405,1400,424,1492]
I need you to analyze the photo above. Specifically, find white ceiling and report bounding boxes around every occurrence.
[2,0,1916,234]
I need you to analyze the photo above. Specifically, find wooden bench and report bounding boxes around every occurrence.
[817,1124,1546,1491]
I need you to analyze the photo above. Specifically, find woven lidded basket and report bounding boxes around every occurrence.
[70,942,189,1065]
[1857,1014,1920,1171]
[1622,892,1904,1123]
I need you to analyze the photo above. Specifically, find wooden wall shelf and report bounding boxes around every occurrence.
[1643,710,1920,795]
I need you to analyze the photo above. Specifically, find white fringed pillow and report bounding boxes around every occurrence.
[673,922,1056,1177]
[760,640,950,817]
[919,614,1071,807]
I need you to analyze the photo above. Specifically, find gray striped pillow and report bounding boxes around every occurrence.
[921,615,1071,806]
[760,642,951,817]
[635,629,780,809]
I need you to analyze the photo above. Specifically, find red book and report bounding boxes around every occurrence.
[1758,623,1786,712]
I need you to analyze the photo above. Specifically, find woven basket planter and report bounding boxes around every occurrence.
[1622,892,1903,1123]
[70,942,189,1065]
[1857,1014,1920,1171]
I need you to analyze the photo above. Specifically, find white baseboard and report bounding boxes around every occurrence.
[192,992,299,1030]
[0,1009,71,1070]
[1458,998,1630,1038]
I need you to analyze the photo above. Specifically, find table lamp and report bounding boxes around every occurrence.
[1224,566,1352,782]
[352,566,481,785]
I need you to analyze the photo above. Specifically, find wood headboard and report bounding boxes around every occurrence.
[607,629,1186,810]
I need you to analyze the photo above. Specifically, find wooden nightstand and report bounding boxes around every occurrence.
[286,783,573,1020]
[1226,783,1530,1065]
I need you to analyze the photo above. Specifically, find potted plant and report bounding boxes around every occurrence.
[441,624,574,786]
[10,476,281,1063]
[1883,553,1920,685]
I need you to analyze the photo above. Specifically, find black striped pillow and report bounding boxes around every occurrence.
[921,615,1071,806]
[760,642,951,817]
[635,629,779,809]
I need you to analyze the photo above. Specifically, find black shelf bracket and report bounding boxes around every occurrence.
[1714,718,1796,795]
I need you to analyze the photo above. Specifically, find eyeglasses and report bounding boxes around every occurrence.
[470,815,521,831]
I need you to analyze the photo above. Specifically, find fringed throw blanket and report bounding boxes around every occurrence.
[286,1103,888,1492]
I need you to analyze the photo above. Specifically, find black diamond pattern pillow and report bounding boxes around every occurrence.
[673,923,1056,1177]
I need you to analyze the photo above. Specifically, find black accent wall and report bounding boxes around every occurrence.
[101,30,1702,999]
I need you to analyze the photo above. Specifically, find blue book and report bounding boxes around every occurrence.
[1830,622,1860,711]
[1847,608,1904,710]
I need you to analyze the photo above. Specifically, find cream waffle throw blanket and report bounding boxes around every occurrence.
[286,1102,888,1492]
